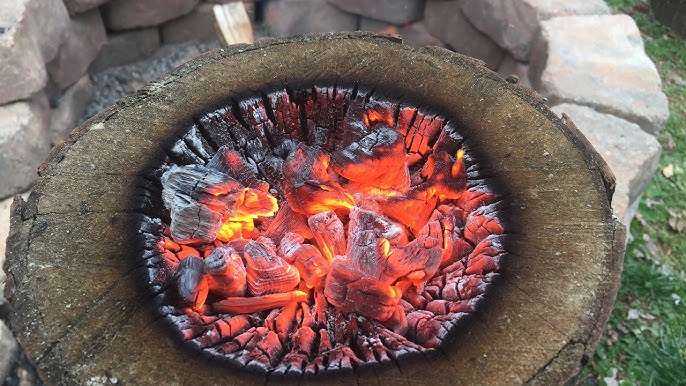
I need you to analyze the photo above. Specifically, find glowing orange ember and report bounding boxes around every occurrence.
[143,86,508,375]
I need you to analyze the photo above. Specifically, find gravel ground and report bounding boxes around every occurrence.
[83,39,221,121]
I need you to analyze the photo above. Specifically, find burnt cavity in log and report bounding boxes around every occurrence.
[134,85,510,376]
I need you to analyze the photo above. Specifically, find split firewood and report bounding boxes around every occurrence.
[212,2,253,47]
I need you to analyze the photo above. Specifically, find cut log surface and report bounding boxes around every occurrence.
[3,33,624,385]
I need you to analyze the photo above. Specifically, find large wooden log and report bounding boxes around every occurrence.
[3,32,624,385]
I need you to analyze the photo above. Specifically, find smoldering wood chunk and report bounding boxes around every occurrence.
[305,86,351,150]
[161,164,244,244]
[405,310,444,348]
[204,246,247,297]
[351,206,407,246]
[404,110,445,165]
[331,127,410,192]
[379,241,442,290]
[432,122,465,156]
[455,184,498,222]
[465,235,505,275]
[307,211,346,262]
[242,240,300,296]
[263,201,313,245]
[346,207,407,277]
[211,290,308,314]
[235,188,279,220]
[279,233,330,288]
[396,106,417,137]
[379,193,437,234]
[168,312,217,341]
[238,97,278,145]
[363,99,397,128]
[334,92,369,149]
[194,315,251,348]
[411,150,466,200]
[323,258,400,323]
[456,275,488,300]
[207,146,269,191]
[171,201,224,245]
[464,201,506,245]
[183,125,214,161]
[169,126,207,165]
[323,256,363,310]
[412,205,468,269]
[266,90,301,143]
[171,256,208,310]
[282,145,354,215]
[196,106,243,148]
[272,301,299,342]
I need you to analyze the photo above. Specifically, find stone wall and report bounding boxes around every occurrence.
[0,0,671,383]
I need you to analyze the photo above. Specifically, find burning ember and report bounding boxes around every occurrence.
[134,85,508,375]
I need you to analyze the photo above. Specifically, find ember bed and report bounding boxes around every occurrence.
[4,33,624,385]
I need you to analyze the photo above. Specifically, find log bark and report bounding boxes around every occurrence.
[3,32,624,385]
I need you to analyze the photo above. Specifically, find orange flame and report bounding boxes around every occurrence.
[364,109,395,128]
[451,148,465,177]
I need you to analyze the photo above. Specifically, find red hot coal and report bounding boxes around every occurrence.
[133,85,509,376]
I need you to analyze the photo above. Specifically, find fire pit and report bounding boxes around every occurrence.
[137,85,508,374]
[4,33,624,385]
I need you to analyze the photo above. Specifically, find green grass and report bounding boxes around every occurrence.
[584,0,686,385]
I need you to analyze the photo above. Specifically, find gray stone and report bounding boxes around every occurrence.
[89,28,161,73]
[530,15,669,134]
[497,54,531,87]
[328,0,424,25]
[424,0,504,69]
[22,0,71,63]
[62,0,110,15]
[47,9,107,90]
[264,0,358,37]
[86,40,221,119]
[397,22,444,48]
[460,0,536,61]
[0,95,51,200]
[49,75,94,145]
[161,3,220,44]
[460,0,609,61]
[359,18,443,47]
[103,0,200,31]
[0,0,69,104]
[0,14,46,104]
[0,321,18,382]
[551,103,661,227]
[359,17,393,32]
[521,0,609,19]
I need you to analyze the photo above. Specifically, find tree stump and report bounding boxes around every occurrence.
[3,32,624,385]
